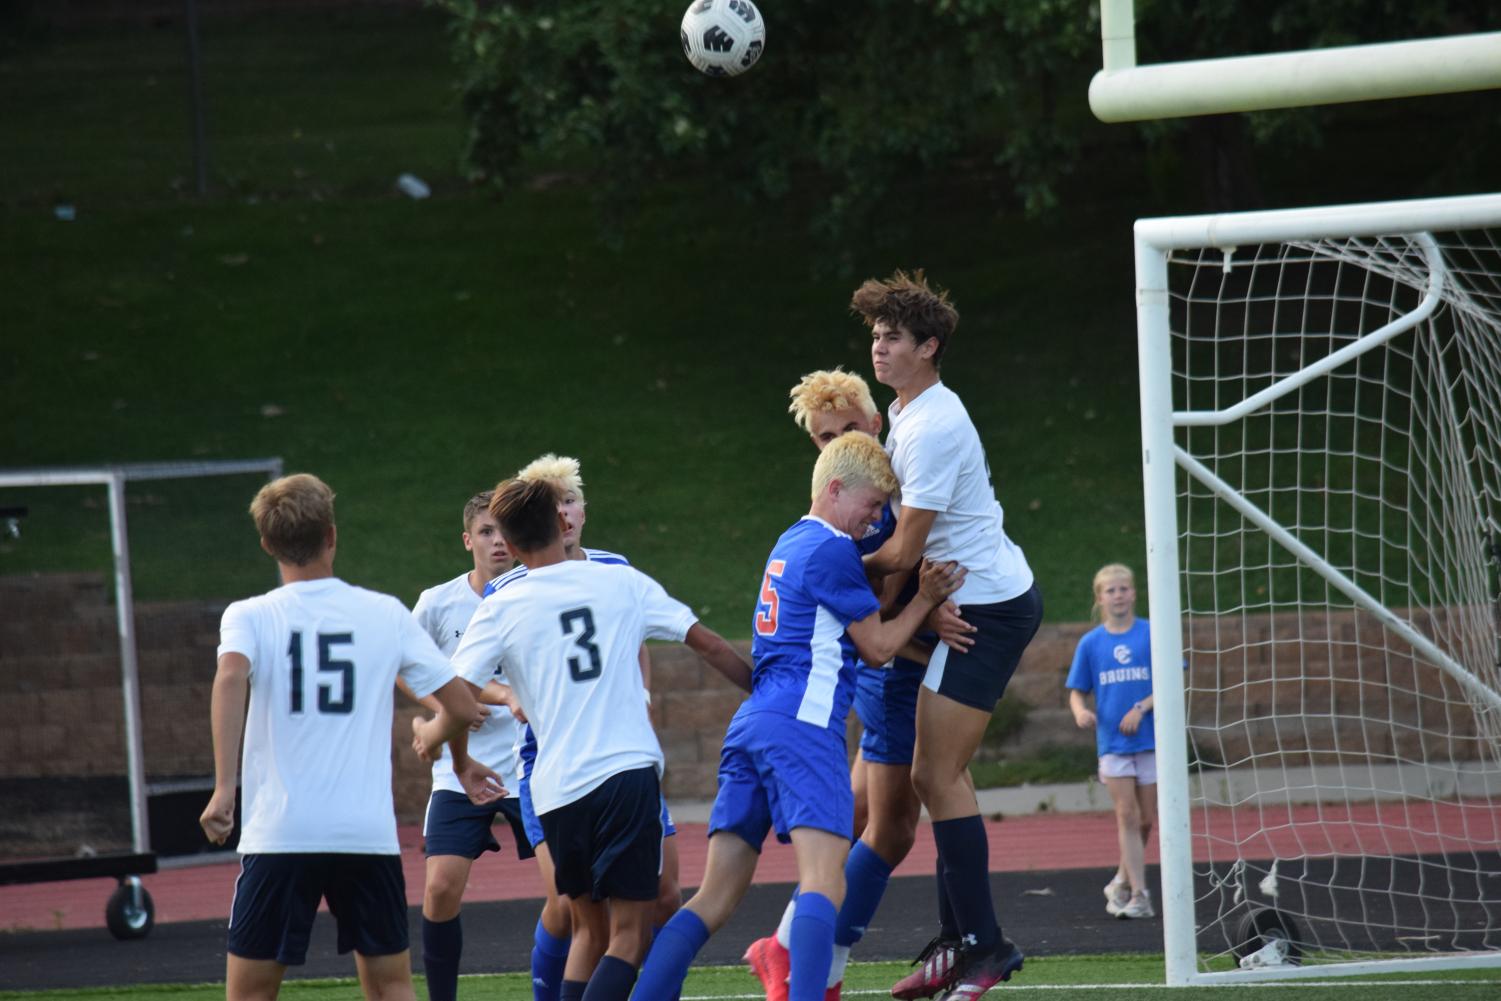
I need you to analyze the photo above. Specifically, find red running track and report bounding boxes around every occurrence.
[2,800,1495,933]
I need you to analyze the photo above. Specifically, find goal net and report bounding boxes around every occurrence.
[1134,194,1501,984]
[0,461,280,872]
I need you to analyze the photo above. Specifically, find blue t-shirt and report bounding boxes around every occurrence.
[748,516,881,732]
[1065,618,1155,756]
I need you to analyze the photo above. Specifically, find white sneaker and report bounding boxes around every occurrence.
[1117,890,1154,919]
[1103,876,1130,916]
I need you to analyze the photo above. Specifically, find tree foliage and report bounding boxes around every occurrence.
[434,0,1498,231]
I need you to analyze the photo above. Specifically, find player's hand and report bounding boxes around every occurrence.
[1074,709,1097,730]
[411,714,443,763]
[199,788,236,845]
[1119,705,1143,735]
[455,760,507,806]
[929,600,976,651]
[917,560,966,605]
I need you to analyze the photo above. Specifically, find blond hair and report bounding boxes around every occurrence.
[811,431,898,502]
[515,453,584,502]
[788,367,878,432]
[1091,562,1135,620]
[249,473,335,566]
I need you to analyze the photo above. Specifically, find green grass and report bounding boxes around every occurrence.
[3,956,1499,1001]
[3,5,1493,634]
[970,744,1098,788]
[0,7,1148,634]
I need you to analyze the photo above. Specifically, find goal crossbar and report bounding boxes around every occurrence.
[1090,0,1501,122]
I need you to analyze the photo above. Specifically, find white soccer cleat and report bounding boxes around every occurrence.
[1117,890,1154,920]
[1103,876,1131,916]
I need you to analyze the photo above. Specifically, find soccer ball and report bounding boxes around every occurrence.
[680,0,765,78]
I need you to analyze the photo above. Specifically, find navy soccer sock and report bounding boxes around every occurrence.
[559,981,587,1001]
[531,919,570,1001]
[788,891,837,1001]
[422,914,462,1001]
[581,954,637,1001]
[932,815,1000,954]
[935,855,960,940]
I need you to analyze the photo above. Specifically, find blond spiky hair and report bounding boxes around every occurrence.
[515,453,584,501]
[788,367,879,432]
[811,431,897,502]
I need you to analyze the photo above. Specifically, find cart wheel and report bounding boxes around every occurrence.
[1231,907,1302,967]
[106,878,155,940]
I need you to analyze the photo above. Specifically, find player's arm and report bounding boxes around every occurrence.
[862,505,937,577]
[1069,688,1097,729]
[846,560,964,667]
[427,678,506,804]
[200,652,249,845]
[395,675,445,714]
[684,622,753,693]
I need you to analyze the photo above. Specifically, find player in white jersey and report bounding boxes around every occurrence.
[417,477,753,1001]
[404,490,527,1001]
[476,454,687,1001]
[198,473,494,1001]
[855,271,1042,1000]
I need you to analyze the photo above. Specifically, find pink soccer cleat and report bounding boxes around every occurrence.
[744,935,792,1001]
[890,936,960,1000]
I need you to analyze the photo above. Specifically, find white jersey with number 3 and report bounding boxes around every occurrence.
[450,559,696,815]
[218,578,456,855]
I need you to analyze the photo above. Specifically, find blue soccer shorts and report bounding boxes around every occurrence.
[226,853,407,964]
[709,708,854,849]
[922,583,1043,712]
[423,789,535,861]
[854,655,925,765]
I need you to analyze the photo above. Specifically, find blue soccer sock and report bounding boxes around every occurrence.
[531,919,571,1001]
[634,908,710,1001]
[421,914,462,1001]
[932,816,999,954]
[581,954,637,1001]
[651,926,683,1001]
[788,891,837,1001]
[836,840,893,947]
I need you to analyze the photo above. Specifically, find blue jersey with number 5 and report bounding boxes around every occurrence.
[749,516,880,732]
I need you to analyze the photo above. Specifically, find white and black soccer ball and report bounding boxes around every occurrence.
[680,0,765,78]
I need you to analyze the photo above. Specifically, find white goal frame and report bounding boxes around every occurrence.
[0,459,282,858]
[1135,192,1501,985]
[1090,0,1501,122]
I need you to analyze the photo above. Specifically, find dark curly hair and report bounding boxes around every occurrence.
[849,269,959,366]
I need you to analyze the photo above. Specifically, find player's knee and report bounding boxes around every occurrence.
[1115,801,1142,829]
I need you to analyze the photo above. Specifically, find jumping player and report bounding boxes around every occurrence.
[419,476,753,1001]
[405,491,529,1001]
[744,369,973,1001]
[858,270,1043,1000]
[631,432,965,1001]
[199,473,494,1001]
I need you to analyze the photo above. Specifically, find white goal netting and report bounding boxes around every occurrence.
[1139,201,1501,981]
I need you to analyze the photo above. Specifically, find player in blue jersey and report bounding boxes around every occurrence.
[632,432,965,1001]
[857,271,1042,1000]
[477,454,686,1001]
[745,368,975,1001]
[1066,563,1157,921]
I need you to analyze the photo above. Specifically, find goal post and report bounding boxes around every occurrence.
[1135,193,1501,984]
[0,459,282,863]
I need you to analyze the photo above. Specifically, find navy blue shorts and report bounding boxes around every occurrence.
[521,764,676,848]
[540,766,663,902]
[423,790,535,861]
[709,709,854,849]
[854,655,925,765]
[922,583,1043,711]
[226,853,407,964]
